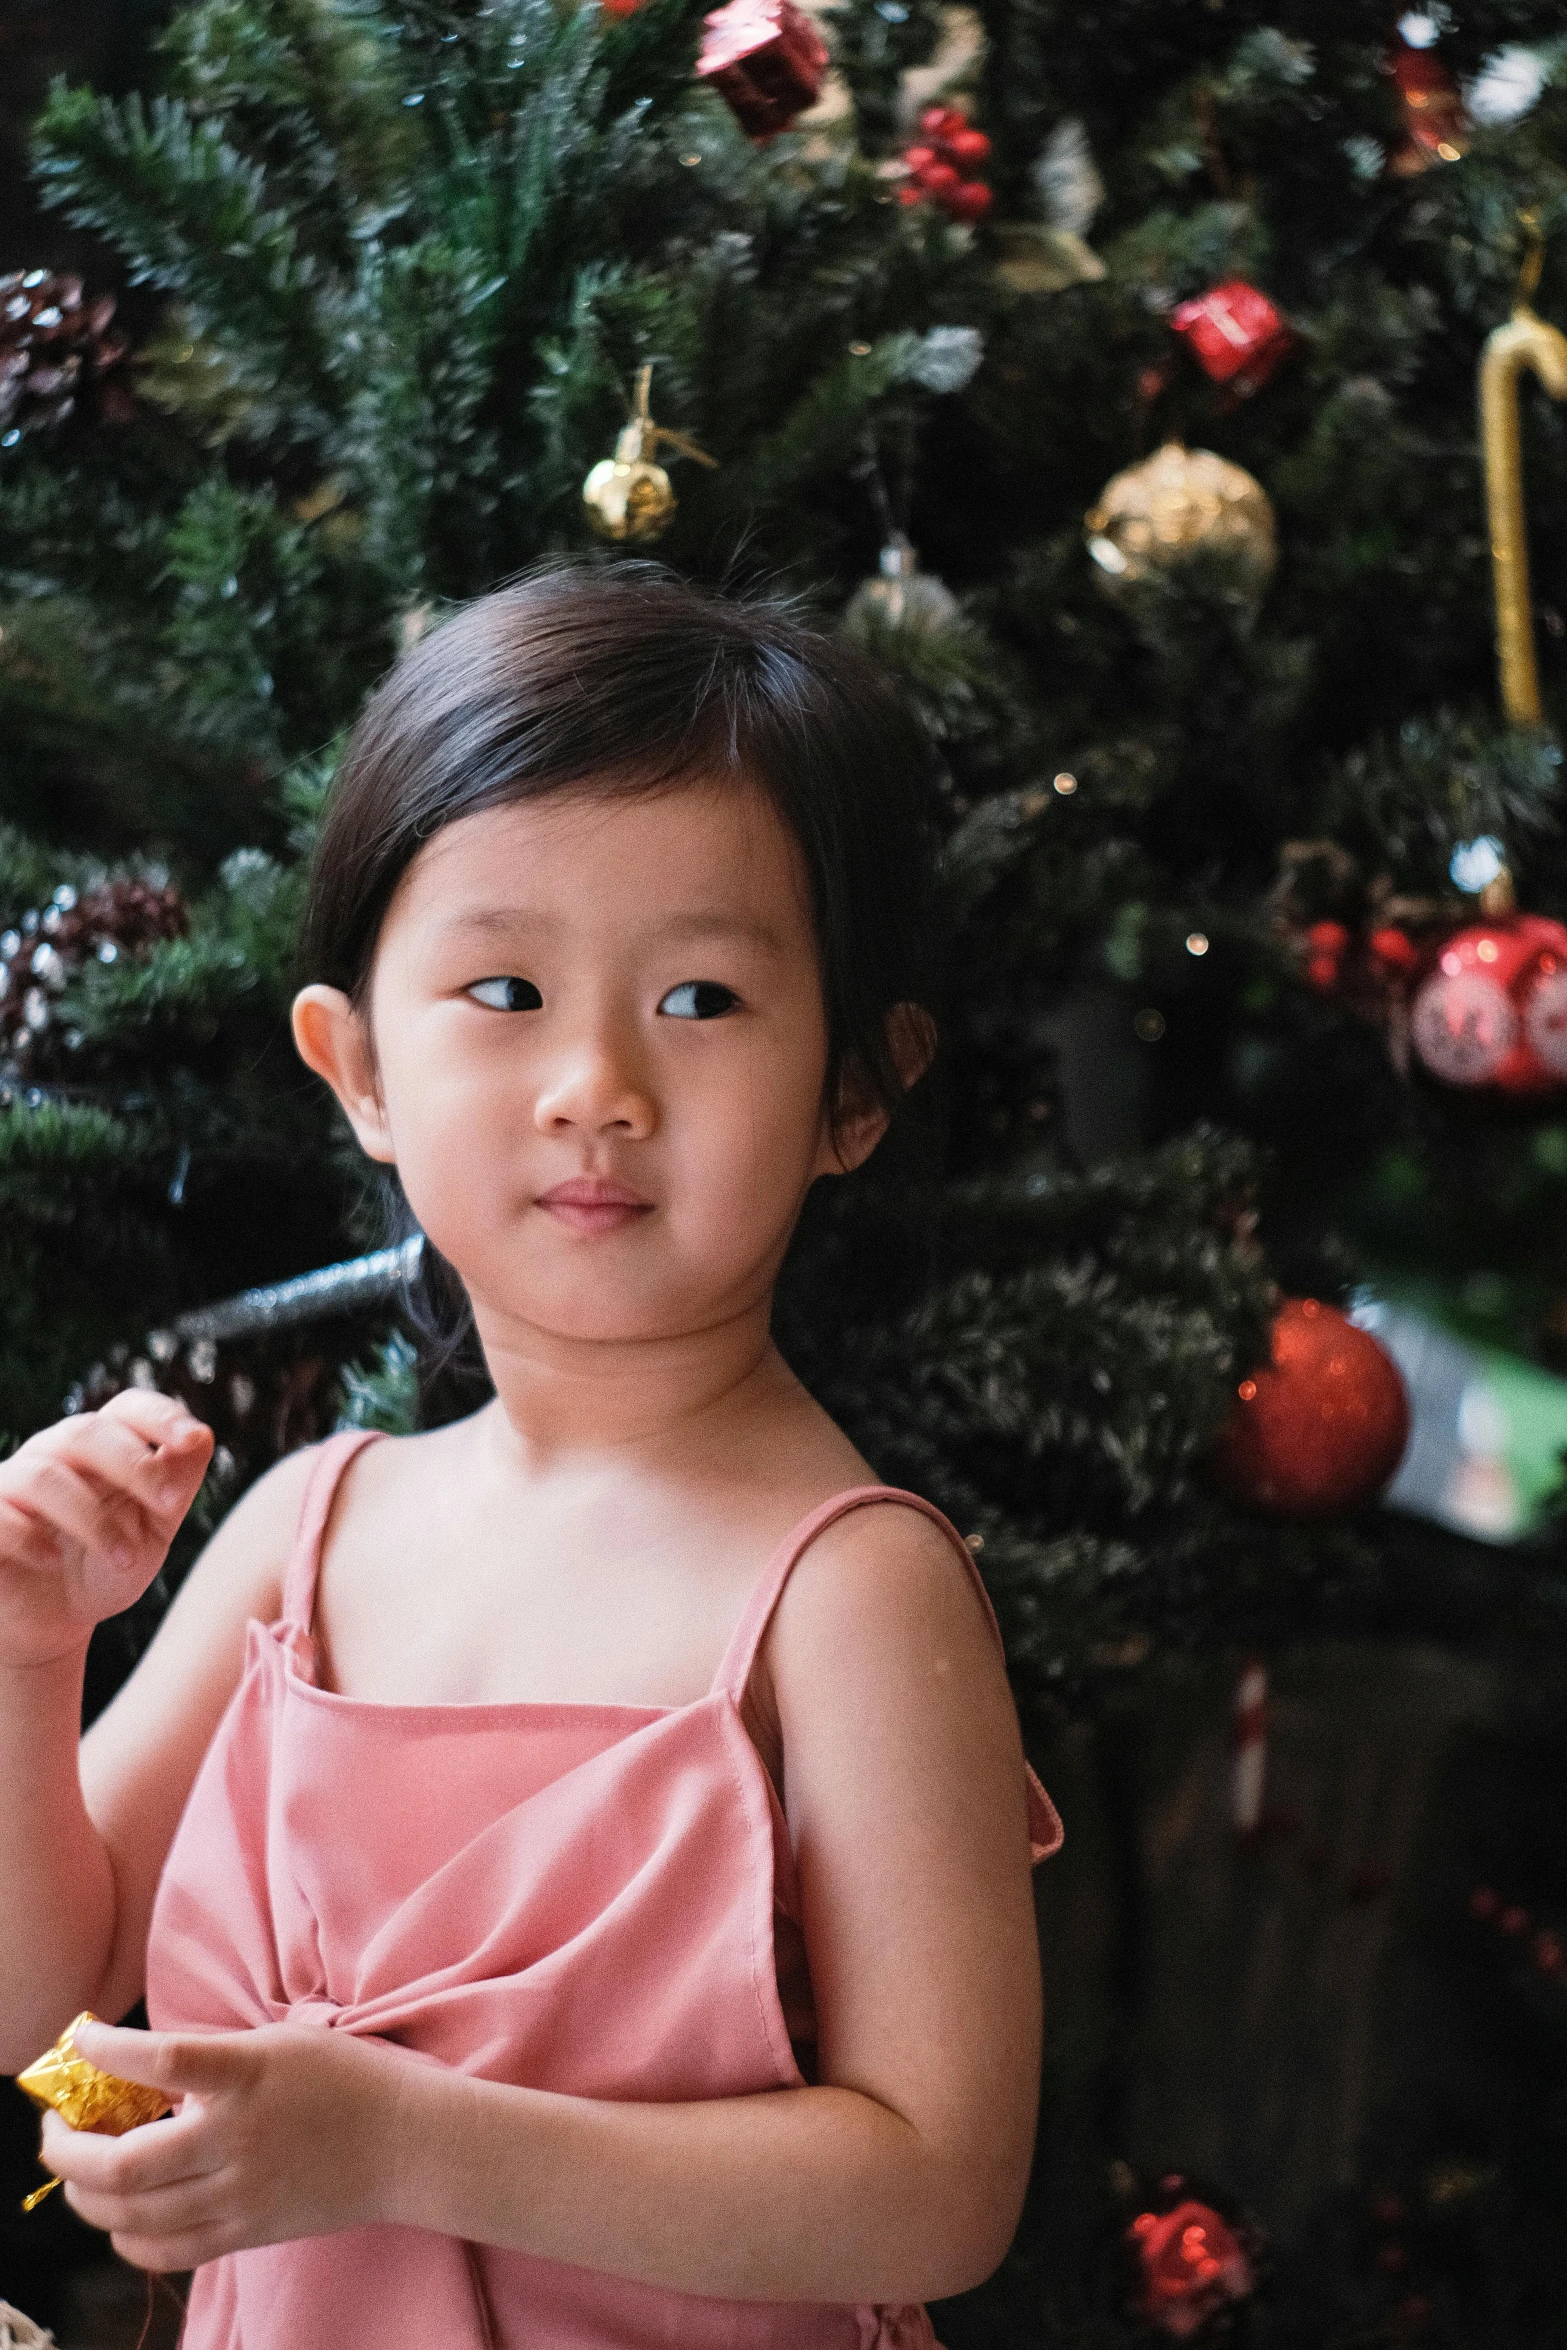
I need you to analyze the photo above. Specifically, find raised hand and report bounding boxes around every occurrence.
[0,1392,214,1671]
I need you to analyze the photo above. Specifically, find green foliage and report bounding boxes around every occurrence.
[336,1325,420,1433]
[10,6,1567,2340]
[6,0,1567,1680]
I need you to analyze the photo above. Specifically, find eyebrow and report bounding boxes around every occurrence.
[430,907,787,952]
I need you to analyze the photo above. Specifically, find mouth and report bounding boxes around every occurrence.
[535,1178,654,1235]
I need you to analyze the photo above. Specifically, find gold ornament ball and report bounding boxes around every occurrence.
[1084,441,1277,605]
[583,444,678,545]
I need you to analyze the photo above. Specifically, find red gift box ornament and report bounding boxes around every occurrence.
[1170,279,1293,398]
[696,0,828,141]
[1129,2198,1255,2338]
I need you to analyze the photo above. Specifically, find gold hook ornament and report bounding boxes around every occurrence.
[1479,216,1567,725]
[582,366,717,545]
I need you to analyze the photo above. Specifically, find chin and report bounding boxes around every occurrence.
[481,1278,721,1349]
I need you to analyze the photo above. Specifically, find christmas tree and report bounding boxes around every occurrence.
[4,0,1567,2341]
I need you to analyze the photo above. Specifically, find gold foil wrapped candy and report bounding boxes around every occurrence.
[16,2010,171,2210]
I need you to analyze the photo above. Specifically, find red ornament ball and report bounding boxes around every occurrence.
[1212,1299,1410,1518]
[1410,914,1567,1093]
[1128,2198,1254,2339]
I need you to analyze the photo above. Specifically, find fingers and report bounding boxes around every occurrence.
[41,2103,204,2196]
[55,2148,231,2270]
[0,1398,213,1569]
[71,2017,244,2099]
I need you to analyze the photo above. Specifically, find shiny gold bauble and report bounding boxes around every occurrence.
[1084,441,1277,606]
[583,428,678,545]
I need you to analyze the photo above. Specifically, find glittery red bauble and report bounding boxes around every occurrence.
[696,0,828,140]
[1170,279,1293,397]
[1129,2198,1255,2338]
[1212,1299,1410,1518]
[1409,914,1567,1093]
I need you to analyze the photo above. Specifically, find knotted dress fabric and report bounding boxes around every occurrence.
[146,1431,1062,2349]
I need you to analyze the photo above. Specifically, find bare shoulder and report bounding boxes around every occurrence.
[763,1492,1014,1736]
[772,1494,992,1655]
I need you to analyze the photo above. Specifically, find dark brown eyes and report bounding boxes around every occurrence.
[659,982,739,1020]
[467,977,544,1011]
[466,977,738,1019]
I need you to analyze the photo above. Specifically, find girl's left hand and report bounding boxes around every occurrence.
[39,2016,407,2271]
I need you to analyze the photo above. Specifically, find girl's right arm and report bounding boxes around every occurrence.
[0,1393,316,2071]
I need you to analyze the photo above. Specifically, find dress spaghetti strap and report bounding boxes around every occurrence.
[711,1485,1063,1863]
[278,1427,385,1642]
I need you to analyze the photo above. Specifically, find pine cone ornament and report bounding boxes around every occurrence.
[0,875,187,1076]
[0,271,134,444]
[67,1245,423,1502]
[70,1332,344,1502]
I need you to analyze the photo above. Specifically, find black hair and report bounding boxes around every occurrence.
[300,559,940,1396]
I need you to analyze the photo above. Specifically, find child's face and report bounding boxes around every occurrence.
[295,779,881,1351]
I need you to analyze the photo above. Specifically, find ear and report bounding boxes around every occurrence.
[888,1000,937,1092]
[815,1002,938,1178]
[291,984,396,1164]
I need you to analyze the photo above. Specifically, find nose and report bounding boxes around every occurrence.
[532,1023,656,1140]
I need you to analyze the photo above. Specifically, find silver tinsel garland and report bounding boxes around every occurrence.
[171,1235,424,1346]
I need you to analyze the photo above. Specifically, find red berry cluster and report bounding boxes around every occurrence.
[1300,918,1420,997]
[900,106,992,224]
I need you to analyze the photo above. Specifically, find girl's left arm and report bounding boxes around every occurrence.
[44,1510,1044,2305]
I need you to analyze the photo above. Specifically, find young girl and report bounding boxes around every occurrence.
[0,564,1060,2350]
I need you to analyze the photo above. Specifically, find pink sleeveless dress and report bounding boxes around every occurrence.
[145,1430,1062,2350]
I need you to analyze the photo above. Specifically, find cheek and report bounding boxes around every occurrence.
[376,1024,525,1207]
[675,1026,828,1197]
